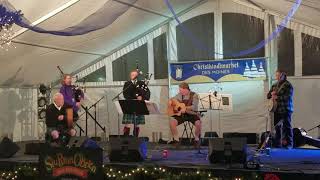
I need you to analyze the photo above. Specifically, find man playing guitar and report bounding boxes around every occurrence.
[168,82,201,146]
[267,70,294,148]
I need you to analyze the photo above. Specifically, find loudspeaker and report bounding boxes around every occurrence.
[208,138,247,164]
[109,136,147,162]
[201,132,219,146]
[0,137,20,158]
[25,142,45,155]
[223,132,258,144]
[68,136,88,148]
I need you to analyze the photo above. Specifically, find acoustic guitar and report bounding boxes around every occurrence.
[167,99,187,116]
[268,82,287,112]
[167,99,203,117]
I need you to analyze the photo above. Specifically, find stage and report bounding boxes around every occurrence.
[0,141,320,179]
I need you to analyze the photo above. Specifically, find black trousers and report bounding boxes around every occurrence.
[274,112,293,148]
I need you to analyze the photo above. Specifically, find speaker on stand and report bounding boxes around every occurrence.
[0,137,20,158]
[108,136,147,162]
[208,138,247,164]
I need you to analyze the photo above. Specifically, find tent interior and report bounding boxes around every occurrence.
[0,0,320,142]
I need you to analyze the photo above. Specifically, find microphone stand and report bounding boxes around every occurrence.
[308,125,320,132]
[112,82,134,101]
[112,82,135,136]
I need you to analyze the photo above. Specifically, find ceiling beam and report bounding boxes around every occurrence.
[113,0,171,18]
[11,0,81,39]
[12,39,105,57]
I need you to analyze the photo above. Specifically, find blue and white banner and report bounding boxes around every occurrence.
[170,58,267,84]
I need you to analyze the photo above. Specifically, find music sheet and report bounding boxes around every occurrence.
[145,101,160,114]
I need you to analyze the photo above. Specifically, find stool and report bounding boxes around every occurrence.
[181,121,195,143]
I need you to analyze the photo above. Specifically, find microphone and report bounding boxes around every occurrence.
[213,91,217,97]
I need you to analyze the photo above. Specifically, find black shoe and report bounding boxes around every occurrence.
[168,140,179,145]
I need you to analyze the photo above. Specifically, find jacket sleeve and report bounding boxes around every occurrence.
[267,84,275,99]
[123,81,134,99]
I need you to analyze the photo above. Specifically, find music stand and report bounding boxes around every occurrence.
[118,100,149,136]
[198,93,223,135]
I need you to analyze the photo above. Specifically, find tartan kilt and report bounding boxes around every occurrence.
[122,114,145,125]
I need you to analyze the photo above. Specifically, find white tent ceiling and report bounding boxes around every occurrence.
[0,0,319,86]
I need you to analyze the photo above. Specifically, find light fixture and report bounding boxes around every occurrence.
[0,22,15,51]
[38,109,46,119]
[39,84,50,95]
[38,97,47,107]
[0,5,23,51]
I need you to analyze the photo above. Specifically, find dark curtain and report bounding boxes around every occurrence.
[278,28,295,76]
[112,44,148,81]
[176,13,215,61]
[222,13,264,59]
[302,33,320,76]
[153,33,168,79]
[77,66,106,82]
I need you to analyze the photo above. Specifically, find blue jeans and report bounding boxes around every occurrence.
[274,112,293,148]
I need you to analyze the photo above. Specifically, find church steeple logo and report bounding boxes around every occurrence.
[243,60,266,78]
[175,66,183,79]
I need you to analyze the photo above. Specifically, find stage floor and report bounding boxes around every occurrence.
[1,141,320,179]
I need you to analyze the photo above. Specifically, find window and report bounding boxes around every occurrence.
[77,66,106,82]
[278,28,294,76]
[176,13,215,61]
[112,44,148,81]
[302,33,320,76]
[153,33,168,79]
[223,13,264,59]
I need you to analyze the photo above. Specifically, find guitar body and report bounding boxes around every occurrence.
[167,99,186,116]
[268,99,277,112]
[268,81,288,112]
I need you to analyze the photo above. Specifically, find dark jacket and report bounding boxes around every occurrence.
[123,80,150,100]
[45,104,68,128]
[267,80,294,113]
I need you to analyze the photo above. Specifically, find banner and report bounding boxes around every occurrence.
[170,58,267,84]
[39,146,103,180]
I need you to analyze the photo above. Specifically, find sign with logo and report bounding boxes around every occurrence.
[170,58,267,84]
[39,146,103,180]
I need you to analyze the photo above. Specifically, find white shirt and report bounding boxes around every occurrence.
[53,102,62,111]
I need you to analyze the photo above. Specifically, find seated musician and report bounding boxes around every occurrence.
[122,70,150,137]
[60,74,84,121]
[46,93,76,145]
[169,82,201,145]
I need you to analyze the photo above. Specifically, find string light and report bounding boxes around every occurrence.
[0,164,263,179]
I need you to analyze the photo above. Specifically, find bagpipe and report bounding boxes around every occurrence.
[57,66,85,124]
[57,65,85,103]
[135,63,152,100]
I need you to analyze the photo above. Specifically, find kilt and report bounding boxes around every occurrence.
[122,114,145,125]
